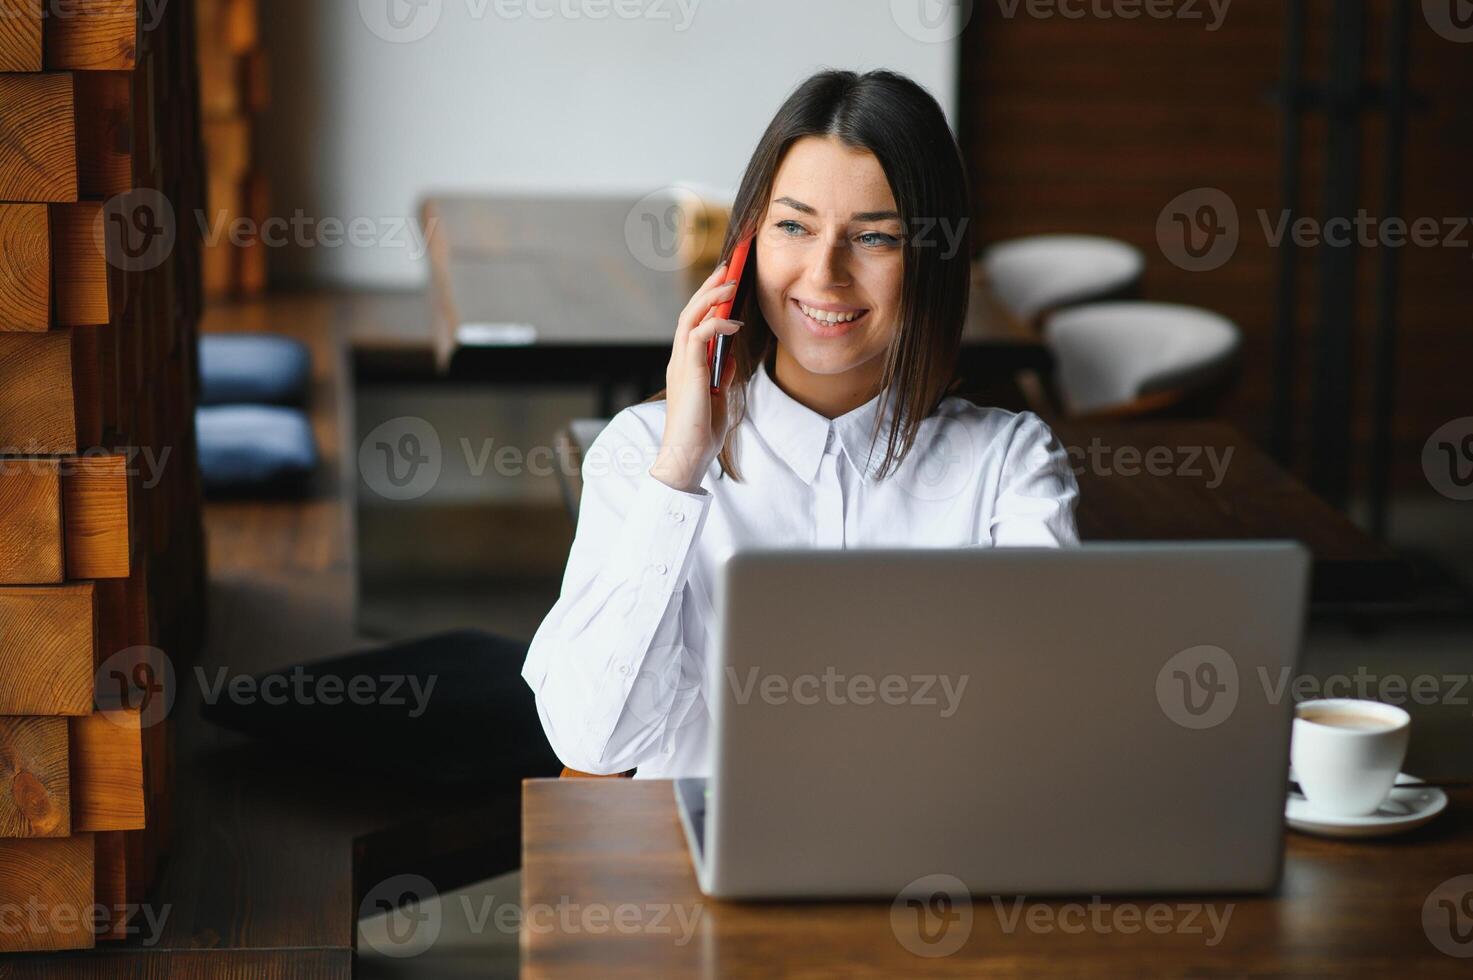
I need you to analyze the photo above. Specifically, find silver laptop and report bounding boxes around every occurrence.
[676,542,1310,899]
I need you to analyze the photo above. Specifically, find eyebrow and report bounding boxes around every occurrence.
[773,196,901,223]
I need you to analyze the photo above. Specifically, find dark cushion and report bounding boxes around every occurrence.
[199,630,562,785]
[199,333,311,407]
[197,405,319,496]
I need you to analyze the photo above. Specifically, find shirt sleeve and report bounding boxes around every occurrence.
[521,407,713,774]
[989,411,1081,547]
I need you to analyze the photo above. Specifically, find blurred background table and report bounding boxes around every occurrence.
[353,195,1050,415]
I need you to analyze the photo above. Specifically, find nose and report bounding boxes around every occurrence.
[804,230,851,289]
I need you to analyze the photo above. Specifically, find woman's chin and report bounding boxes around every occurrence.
[781,342,873,379]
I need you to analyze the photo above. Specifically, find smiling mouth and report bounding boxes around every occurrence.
[793,299,870,329]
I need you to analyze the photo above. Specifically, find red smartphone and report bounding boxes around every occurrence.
[706,236,754,392]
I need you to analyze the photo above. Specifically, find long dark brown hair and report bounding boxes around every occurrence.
[646,69,972,481]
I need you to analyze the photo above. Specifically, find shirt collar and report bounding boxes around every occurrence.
[744,359,896,484]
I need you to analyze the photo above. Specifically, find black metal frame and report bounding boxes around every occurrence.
[1271,0,1416,536]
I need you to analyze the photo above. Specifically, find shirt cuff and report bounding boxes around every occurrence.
[607,467,712,596]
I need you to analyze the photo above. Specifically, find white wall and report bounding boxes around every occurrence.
[258,0,960,288]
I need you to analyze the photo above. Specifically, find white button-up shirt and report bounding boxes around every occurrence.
[522,360,1080,777]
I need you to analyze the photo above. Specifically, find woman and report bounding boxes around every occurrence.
[523,69,1079,778]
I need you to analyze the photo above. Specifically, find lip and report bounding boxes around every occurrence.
[791,298,869,338]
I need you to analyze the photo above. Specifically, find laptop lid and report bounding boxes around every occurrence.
[702,542,1309,899]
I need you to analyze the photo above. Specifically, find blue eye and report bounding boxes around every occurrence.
[776,220,805,236]
[858,232,901,248]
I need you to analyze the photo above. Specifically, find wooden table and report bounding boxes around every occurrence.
[522,779,1473,977]
[380,195,1048,410]
[1055,421,1406,604]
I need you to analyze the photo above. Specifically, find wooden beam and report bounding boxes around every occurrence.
[0,833,95,951]
[50,202,110,327]
[70,318,102,449]
[94,564,149,667]
[0,0,42,71]
[0,583,95,715]
[93,831,127,941]
[44,0,137,70]
[198,48,237,116]
[0,717,69,837]
[203,115,249,178]
[0,71,77,202]
[225,0,257,53]
[0,459,64,585]
[0,330,78,454]
[0,204,50,330]
[62,454,131,580]
[73,70,132,199]
[70,710,144,832]
[243,46,268,112]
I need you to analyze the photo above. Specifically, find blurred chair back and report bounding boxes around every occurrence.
[1042,302,1241,419]
[983,235,1145,324]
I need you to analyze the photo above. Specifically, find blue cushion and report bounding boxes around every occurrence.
[199,334,311,406]
[197,405,319,495]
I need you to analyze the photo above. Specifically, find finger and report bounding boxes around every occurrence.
[678,280,739,335]
[689,316,743,347]
[685,318,743,370]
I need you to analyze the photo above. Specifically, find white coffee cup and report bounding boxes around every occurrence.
[1290,698,1410,816]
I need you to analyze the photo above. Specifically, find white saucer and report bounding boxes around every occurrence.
[1286,772,1449,839]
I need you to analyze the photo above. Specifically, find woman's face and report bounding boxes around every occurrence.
[754,135,904,385]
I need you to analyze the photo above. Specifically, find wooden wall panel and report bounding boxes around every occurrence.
[61,454,131,580]
[92,831,127,940]
[0,583,95,716]
[0,717,69,838]
[0,330,77,454]
[199,0,266,299]
[51,202,110,328]
[94,566,150,668]
[0,459,63,584]
[69,711,145,832]
[0,0,206,955]
[0,0,41,72]
[0,204,49,330]
[70,319,102,448]
[73,70,133,199]
[0,71,77,202]
[44,0,138,70]
[0,833,95,951]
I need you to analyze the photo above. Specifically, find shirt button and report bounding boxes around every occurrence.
[671,511,686,524]
[618,665,629,675]
[654,562,669,575]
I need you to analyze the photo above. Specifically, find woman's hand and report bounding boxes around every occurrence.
[649,261,745,492]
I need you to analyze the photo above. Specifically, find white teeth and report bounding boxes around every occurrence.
[799,303,861,324]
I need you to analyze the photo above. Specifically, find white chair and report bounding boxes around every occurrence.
[1041,302,1241,418]
[982,235,1145,324]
